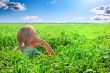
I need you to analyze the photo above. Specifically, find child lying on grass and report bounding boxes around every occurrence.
[16,25,54,57]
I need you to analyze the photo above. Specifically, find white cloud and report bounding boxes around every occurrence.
[0,2,8,9]
[9,2,26,11]
[91,15,110,21]
[48,0,56,4]
[22,16,42,22]
[0,0,25,11]
[91,5,110,22]
[87,0,104,3]
[0,0,9,2]
[91,5,110,15]
[91,7,105,15]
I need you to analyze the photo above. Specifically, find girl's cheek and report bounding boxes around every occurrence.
[30,41,36,47]
[32,41,39,47]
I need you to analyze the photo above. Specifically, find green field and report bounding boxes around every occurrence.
[0,23,110,73]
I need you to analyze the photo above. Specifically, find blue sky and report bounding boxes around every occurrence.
[0,0,110,23]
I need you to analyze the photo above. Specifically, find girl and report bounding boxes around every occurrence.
[16,25,54,57]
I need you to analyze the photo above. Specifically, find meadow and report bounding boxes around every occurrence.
[0,23,110,73]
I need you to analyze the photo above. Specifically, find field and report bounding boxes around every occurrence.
[0,23,110,73]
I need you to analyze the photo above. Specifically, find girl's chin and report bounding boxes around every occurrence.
[29,45,35,48]
[30,43,37,47]
[30,41,38,47]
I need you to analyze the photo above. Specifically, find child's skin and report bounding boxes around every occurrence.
[16,25,54,56]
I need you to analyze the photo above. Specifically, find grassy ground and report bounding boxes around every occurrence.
[0,23,110,73]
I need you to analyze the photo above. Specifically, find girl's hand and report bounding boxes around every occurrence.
[29,38,54,56]
[47,47,54,56]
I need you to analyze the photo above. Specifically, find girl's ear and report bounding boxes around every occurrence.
[19,42,25,49]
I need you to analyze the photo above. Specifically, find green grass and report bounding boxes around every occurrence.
[0,23,110,73]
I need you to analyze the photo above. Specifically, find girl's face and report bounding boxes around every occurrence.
[27,33,38,48]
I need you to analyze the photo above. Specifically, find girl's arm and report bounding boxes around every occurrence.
[33,39,54,56]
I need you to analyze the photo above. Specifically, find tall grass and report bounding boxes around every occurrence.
[0,24,110,73]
